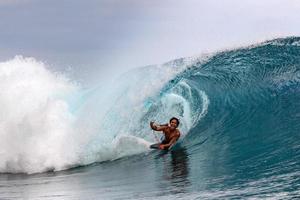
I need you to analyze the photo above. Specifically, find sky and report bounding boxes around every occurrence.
[0,0,300,84]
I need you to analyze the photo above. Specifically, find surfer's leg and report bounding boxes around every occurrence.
[161,140,168,144]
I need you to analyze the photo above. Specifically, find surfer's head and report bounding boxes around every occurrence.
[169,117,180,129]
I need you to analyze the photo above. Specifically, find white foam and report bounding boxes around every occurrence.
[0,56,79,173]
[0,55,209,174]
[112,135,152,159]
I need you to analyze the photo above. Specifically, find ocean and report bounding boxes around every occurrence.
[0,37,299,199]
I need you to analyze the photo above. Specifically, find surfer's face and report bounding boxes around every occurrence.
[170,119,178,129]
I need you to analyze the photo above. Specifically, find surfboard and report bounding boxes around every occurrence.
[149,143,161,149]
[149,143,176,150]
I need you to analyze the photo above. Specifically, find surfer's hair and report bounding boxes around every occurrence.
[169,117,180,127]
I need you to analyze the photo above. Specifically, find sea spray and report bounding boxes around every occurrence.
[0,55,206,173]
[0,56,80,173]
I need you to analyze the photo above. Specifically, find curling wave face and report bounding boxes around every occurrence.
[177,37,300,192]
[1,37,300,178]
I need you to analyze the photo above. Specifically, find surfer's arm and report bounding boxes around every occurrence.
[150,121,167,131]
[159,132,180,150]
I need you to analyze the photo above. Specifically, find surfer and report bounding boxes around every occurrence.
[150,117,181,150]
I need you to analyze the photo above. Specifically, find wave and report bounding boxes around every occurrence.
[179,37,300,181]
[1,37,300,174]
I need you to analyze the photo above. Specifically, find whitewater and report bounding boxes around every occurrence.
[0,37,300,199]
[0,54,208,174]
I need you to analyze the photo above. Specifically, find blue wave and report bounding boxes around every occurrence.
[1,37,299,199]
[157,37,300,183]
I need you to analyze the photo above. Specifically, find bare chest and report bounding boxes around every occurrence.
[164,129,178,140]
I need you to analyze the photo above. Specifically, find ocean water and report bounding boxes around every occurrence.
[0,37,300,199]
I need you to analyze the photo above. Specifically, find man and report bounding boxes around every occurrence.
[150,117,181,150]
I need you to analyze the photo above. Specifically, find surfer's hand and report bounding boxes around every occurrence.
[159,144,165,150]
[150,121,155,129]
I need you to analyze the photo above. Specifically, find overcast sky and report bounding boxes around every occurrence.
[1,0,300,84]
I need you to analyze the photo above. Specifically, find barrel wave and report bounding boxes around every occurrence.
[77,36,300,197]
[0,37,300,198]
[162,37,300,198]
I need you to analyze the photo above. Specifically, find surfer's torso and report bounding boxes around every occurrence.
[150,119,181,150]
[162,127,180,144]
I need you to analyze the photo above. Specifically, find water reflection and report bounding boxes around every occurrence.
[156,148,191,194]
